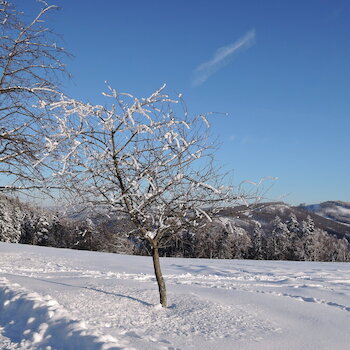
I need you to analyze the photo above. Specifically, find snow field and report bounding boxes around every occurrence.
[0,242,349,349]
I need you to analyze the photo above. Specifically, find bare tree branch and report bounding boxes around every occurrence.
[0,1,69,192]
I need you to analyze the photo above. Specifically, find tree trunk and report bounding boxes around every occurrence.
[152,245,167,307]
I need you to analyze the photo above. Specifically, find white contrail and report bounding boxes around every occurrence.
[192,29,256,86]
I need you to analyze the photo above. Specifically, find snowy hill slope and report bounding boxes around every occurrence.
[218,201,350,240]
[301,201,350,226]
[0,243,349,349]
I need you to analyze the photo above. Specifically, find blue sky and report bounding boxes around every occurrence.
[23,0,350,205]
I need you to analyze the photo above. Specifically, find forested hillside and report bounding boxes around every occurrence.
[0,195,133,254]
[1,195,349,262]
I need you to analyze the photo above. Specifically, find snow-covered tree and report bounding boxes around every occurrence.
[0,1,68,192]
[20,212,37,244]
[34,216,51,245]
[0,196,23,242]
[47,85,241,307]
[268,216,290,260]
[286,213,300,234]
[229,226,251,259]
[194,226,222,259]
[298,215,315,260]
[335,238,350,262]
[301,215,315,236]
[251,221,266,260]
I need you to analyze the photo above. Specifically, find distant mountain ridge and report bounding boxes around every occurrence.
[299,201,350,227]
[58,200,350,242]
[217,201,350,241]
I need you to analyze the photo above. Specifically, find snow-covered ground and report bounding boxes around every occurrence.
[0,243,349,349]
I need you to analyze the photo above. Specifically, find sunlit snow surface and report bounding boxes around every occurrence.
[0,243,349,349]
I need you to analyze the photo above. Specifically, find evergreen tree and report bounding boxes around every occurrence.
[286,213,300,234]
[268,216,290,260]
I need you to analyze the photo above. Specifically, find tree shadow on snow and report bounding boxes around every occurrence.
[20,276,153,307]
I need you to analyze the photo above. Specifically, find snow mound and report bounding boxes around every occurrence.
[0,278,132,350]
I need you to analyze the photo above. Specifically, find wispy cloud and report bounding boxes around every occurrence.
[192,29,256,86]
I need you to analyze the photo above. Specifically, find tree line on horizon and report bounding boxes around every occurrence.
[1,195,349,262]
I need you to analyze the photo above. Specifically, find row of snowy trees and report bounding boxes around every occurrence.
[250,214,350,262]
[0,195,133,254]
[1,193,349,262]
[152,214,350,262]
